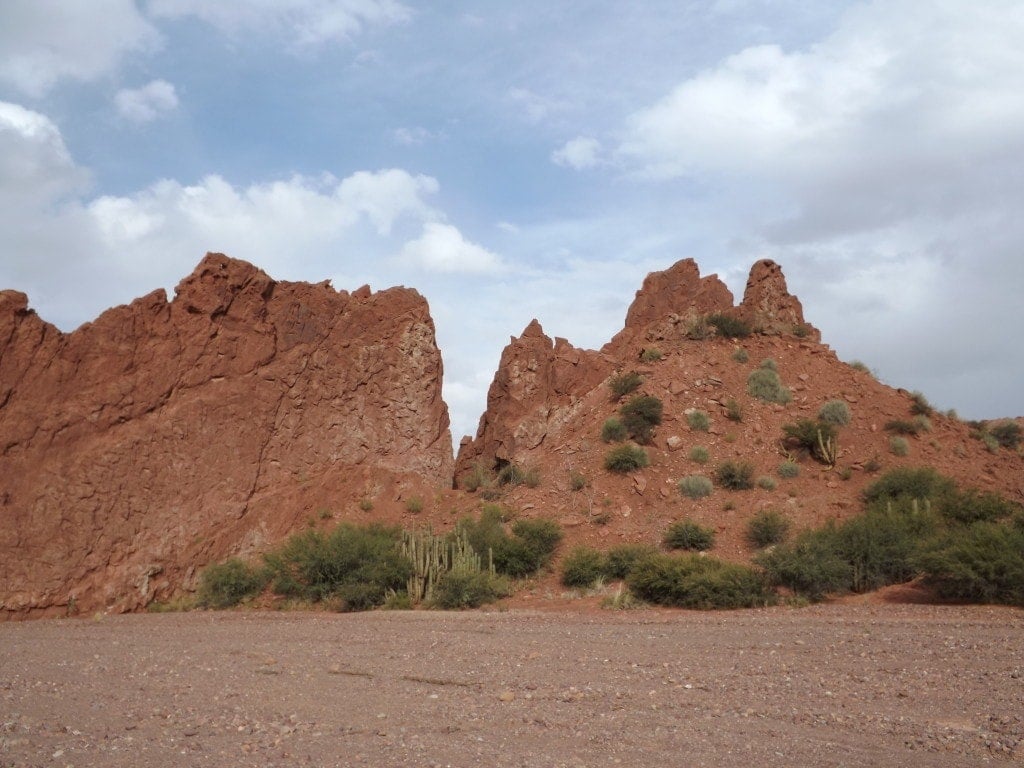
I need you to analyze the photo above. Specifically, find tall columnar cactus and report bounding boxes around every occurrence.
[401,528,494,603]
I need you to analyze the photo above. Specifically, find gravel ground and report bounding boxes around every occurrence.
[1,605,1022,767]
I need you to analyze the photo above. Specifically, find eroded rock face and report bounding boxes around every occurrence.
[453,320,611,484]
[604,258,735,354]
[738,259,819,340]
[0,254,452,617]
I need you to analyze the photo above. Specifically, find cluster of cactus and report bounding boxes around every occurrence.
[401,528,494,603]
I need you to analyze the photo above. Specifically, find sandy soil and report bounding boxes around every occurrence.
[2,605,1022,767]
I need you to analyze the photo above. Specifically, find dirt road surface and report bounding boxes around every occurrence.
[2,605,1022,767]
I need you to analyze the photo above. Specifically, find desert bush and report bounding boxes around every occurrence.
[916,523,1024,606]
[939,489,1021,526]
[620,395,663,443]
[707,313,752,338]
[459,508,562,579]
[834,503,937,592]
[818,400,852,426]
[746,510,790,548]
[663,520,716,551]
[678,474,714,499]
[432,571,508,609]
[746,368,791,404]
[782,419,838,464]
[913,415,933,433]
[264,524,411,610]
[569,470,588,492]
[461,463,493,493]
[609,371,643,399]
[990,421,1022,449]
[755,528,852,601]
[601,417,628,443]
[560,547,607,588]
[689,446,710,463]
[496,463,536,487]
[890,436,909,456]
[863,467,956,505]
[909,391,933,416]
[885,419,921,436]
[604,444,649,473]
[604,544,659,579]
[760,358,778,371]
[405,496,424,514]
[725,398,743,422]
[731,348,749,363]
[197,558,267,609]
[777,460,800,478]
[849,360,870,373]
[714,461,755,490]
[640,347,663,362]
[627,554,774,609]
[687,410,710,431]
[757,476,777,491]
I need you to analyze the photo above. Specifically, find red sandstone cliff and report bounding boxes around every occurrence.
[0,254,452,617]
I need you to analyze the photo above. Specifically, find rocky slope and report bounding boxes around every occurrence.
[0,254,452,617]
[454,259,1023,568]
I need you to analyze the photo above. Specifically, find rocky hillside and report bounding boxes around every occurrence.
[0,254,452,617]
[453,259,1023,563]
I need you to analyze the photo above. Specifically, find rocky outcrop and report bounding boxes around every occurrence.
[453,320,611,484]
[0,254,452,617]
[604,258,734,354]
[738,259,819,340]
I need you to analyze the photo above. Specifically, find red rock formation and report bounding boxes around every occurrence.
[0,254,452,617]
[738,258,819,340]
[604,258,734,354]
[453,320,611,484]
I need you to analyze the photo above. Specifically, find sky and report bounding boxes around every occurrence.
[2,0,1023,441]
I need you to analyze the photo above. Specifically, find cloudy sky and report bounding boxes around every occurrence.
[2,0,1023,440]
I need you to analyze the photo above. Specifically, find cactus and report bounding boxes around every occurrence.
[817,428,838,467]
[401,528,494,603]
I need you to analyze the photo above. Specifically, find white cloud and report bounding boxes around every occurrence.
[398,222,504,274]
[551,136,602,169]
[114,80,180,124]
[506,87,559,124]
[148,0,411,49]
[0,101,89,209]
[0,0,159,96]
[391,126,435,146]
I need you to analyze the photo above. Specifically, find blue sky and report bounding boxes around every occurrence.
[2,0,1023,440]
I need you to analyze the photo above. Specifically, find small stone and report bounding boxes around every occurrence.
[498,690,515,702]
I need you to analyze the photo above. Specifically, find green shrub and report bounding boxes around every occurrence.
[620,395,663,443]
[731,348,749,363]
[569,471,588,491]
[640,347,663,362]
[686,410,710,431]
[627,554,774,609]
[405,496,424,514]
[664,520,716,551]
[494,518,563,577]
[601,417,628,443]
[725,398,743,422]
[461,462,493,493]
[939,489,1021,526]
[707,313,752,338]
[358,498,374,512]
[678,475,714,499]
[689,446,710,464]
[497,463,537,487]
[916,523,1024,606]
[432,571,508,609]
[561,547,607,588]
[264,524,411,610]
[849,360,870,373]
[913,415,933,433]
[885,419,921,436]
[197,558,267,609]
[990,421,1022,449]
[746,368,791,404]
[746,510,790,548]
[604,544,658,579]
[760,358,778,371]
[909,391,933,416]
[757,476,777,491]
[890,436,909,456]
[609,371,643,399]
[834,503,937,592]
[714,461,755,490]
[863,467,956,505]
[777,460,800,478]
[782,419,838,464]
[980,432,1000,453]
[755,528,852,601]
[818,400,852,426]
[604,444,649,473]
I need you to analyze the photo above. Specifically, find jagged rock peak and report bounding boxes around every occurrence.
[738,259,819,340]
[623,258,734,331]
